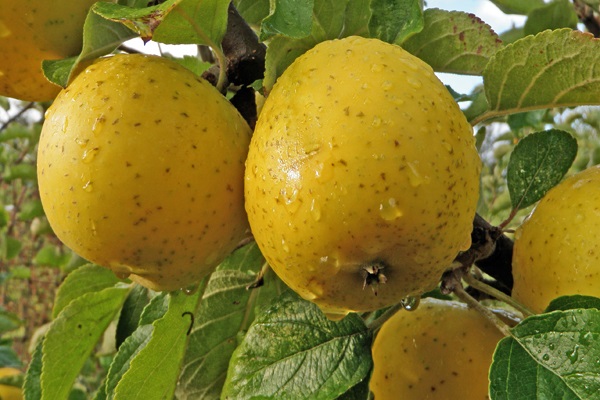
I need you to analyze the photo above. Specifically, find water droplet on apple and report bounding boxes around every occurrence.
[401,295,421,311]
[379,198,403,221]
[82,181,93,192]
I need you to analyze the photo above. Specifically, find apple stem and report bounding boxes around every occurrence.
[453,284,513,337]
[463,273,535,318]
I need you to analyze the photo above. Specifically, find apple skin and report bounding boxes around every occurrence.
[512,165,600,313]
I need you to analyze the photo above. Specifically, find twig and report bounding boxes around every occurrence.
[0,102,35,132]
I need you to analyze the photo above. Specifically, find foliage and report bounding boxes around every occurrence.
[2,0,600,399]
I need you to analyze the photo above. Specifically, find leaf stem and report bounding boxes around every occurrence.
[174,7,228,92]
[463,273,535,318]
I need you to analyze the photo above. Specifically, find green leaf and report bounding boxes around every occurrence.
[0,345,22,368]
[234,0,270,27]
[43,7,137,88]
[9,265,31,280]
[138,292,169,325]
[546,295,600,313]
[41,287,130,400]
[481,29,600,122]
[105,324,153,399]
[222,292,373,399]
[24,340,43,400]
[506,129,577,209]
[116,285,151,347]
[53,264,121,318]
[93,1,180,41]
[166,55,212,76]
[153,0,229,45]
[263,0,371,91]
[42,57,79,88]
[463,86,490,124]
[3,163,37,182]
[489,0,545,15]
[0,208,8,228]
[33,245,71,268]
[260,0,315,40]
[0,310,21,334]
[112,289,204,400]
[176,243,285,399]
[369,0,423,44]
[18,199,45,221]
[401,8,503,75]
[2,236,22,261]
[490,309,600,400]
[337,376,371,399]
[524,0,578,36]
[506,110,546,131]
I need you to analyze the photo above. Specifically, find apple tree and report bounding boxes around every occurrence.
[1,0,600,399]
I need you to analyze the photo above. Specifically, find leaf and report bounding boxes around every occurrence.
[3,164,37,182]
[263,0,371,91]
[0,309,21,334]
[489,0,545,15]
[506,129,577,209]
[92,1,181,41]
[176,243,285,399]
[24,340,43,400]
[260,0,315,41]
[41,287,130,400]
[153,0,229,45]
[33,245,71,268]
[138,292,169,325]
[524,0,579,36]
[42,7,137,88]
[482,29,600,121]
[490,309,600,400]
[401,8,503,75]
[17,199,44,221]
[546,295,600,313]
[2,236,22,261]
[53,264,121,318]
[234,0,270,27]
[368,0,423,44]
[506,110,546,131]
[112,289,204,400]
[115,285,151,348]
[222,292,373,399]
[105,325,153,399]
[0,345,22,368]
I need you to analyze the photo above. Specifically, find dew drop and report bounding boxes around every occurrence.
[75,137,89,148]
[310,198,321,221]
[441,140,454,154]
[181,284,199,295]
[372,116,382,127]
[407,77,422,89]
[82,181,93,192]
[371,64,383,73]
[542,354,550,361]
[548,343,556,350]
[91,115,106,133]
[381,81,393,91]
[407,162,430,187]
[568,345,580,363]
[379,198,404,221]
[62,116,69,133]
[114,271,130,280]
[401,295,421,311]
[281,238,290,253]
[82,147,99,164]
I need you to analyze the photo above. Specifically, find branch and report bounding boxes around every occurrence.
[202,2,266,88]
